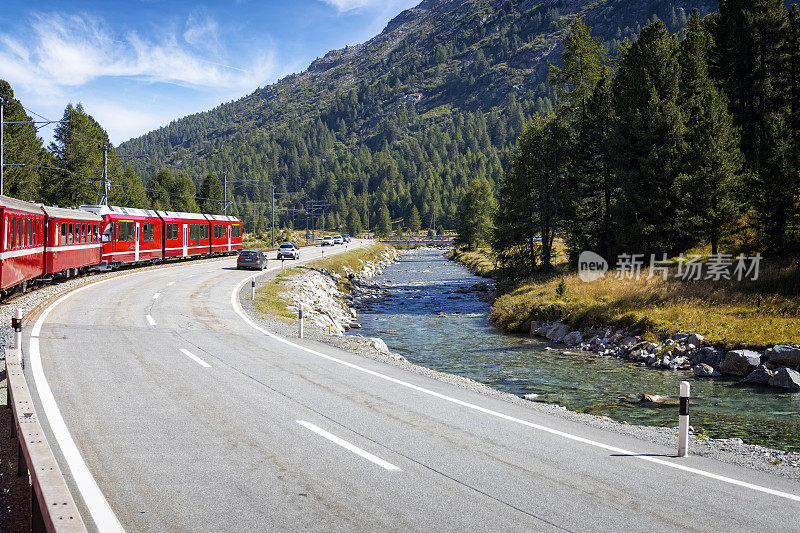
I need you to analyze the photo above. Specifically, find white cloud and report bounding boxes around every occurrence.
[320,0,384,13]
[0,12,277,96]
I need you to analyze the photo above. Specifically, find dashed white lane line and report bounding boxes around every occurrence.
[166,281,175,287]
[145,315,156,327]
[152,293,161,300]
[297,420,401,471]
[179,348,211,368]
[207,269,218,273]
[184,274,194,279]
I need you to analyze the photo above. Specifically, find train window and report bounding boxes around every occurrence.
[8,217,14,249]
[232,225,240,238]
[68,223,74,244]
[142,222,155,242]
[165,223,177,240]
[16,218,21,248]
[118,221,134,242]
[102,223,113,243]
[61,223,67,245]
[202,225,208,239]
[214,225,224,239]
[93,225,98,243]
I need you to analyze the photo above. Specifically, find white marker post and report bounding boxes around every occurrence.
[281,258,285,271]
[13,308,22,351]
[298,302,304,339]
[251,279,256,301]
[678,381,690,457]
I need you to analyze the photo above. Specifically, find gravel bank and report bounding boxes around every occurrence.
[241,249,800,483]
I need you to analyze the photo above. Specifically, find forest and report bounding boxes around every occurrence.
[465,2,800,276]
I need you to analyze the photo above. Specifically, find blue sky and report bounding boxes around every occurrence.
[0,0,418,145]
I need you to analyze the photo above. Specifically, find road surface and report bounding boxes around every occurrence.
[22,240,800,532]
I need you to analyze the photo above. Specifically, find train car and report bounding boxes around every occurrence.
[205,214,243,254]
[42,206,102,276]
[0,195,45,293]
[156,211,211,258]
[79,205,163,268]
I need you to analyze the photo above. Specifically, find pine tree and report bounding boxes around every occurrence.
[612,21,687,255]
[346,206,363,235]
[198,174,223,214]
[456,178,495,251]
[0,80,46,201]
[678,10,745,254]
[170,172,199,212]
[788,5,800,143]
[110,166,150,209]
[148,169,173,210]
[408,205,421,233]
[375,203,392,236]
[549,17,612,122]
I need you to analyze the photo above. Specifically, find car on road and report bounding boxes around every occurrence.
[333,235,343,245]
[321,236,334,246]
[277,243,300,260]
[342,234,351,243]
[237,249,267,270]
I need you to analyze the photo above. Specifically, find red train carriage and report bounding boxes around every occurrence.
[205,214,243,254]
[0,196,45,293]
[42,206,102,276]
[79,205,163,268]
[157,211,210,258]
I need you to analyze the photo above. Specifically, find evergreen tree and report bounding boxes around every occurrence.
[110,166,150,209]
[47,103,108,207]
[612,21,687,255]
[789,5,800,143]
[198,174,223,214]
[549,17,611,122]
[456,178,495,251]
[346,206,363,235]
[408,205,421,233]
[170,172,199,212]
[564,70,616,260]
[678,10,745,254]
[0,80,46,200]
[375,203,392,236]
[148,169,173,210]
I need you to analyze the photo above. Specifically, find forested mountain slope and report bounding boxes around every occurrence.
[119,0,715,233]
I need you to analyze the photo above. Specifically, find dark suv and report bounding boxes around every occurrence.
[237,250,267,270]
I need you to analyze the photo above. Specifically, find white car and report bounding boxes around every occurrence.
[333,235,343,245]
[277,243,300,260]
[321,236,334,246]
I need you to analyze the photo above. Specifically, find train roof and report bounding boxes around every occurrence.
[78,205,160,218]
[41,205,103,222]
[204,214,241,222]
[155,210,208,221]
[0,195,45,215]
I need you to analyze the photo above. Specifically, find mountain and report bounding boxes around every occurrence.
[119,0,715,233]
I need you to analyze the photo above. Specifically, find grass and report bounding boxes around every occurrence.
[252,243,392,319]
[451,247,800,349]
[446,248,496,277]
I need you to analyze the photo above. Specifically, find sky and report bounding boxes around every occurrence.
[0,0,419,146]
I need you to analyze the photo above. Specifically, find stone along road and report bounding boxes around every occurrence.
[20,240,800,531]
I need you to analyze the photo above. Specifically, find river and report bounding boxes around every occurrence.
[354,248,800,452]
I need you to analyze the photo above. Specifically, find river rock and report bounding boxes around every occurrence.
[768,367,800,390]
[692,363,721,378]
[640,394,679,405]
[687,333,705,347]
[741,364,776,385]
[545,323,571,342]
[692,347,724,368]
[348,322,362,329]
[768,345,800,368]
[720,349,762,376]
[368,337,390,354]
[563,331,583,346]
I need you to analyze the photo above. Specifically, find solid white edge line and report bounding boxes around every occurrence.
[166,281,175,287]
[297,420,401,471]
[179,348,211,368]
[152,293,161,300]
[145,315,156,327]
[28,255,233,529]
[228,242,800,504]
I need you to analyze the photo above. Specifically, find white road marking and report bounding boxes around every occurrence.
[152,293,161,300]
[145,315,156,327]
[179,348,211,368]
[297,420,401,471]
[166,281,175,287]
[208,269,217,273]
[184,274,194,279]
[228,241,800,504]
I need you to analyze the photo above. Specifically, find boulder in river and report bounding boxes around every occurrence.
[545,323,571,342]
[639,394,679,406]
[768,367,800,390]
[768,345,800,368]
[692,363,721,378]
[720,349,762,376]
[692,347,724,368]
[368,337,390,354]
[740,364,776,385]
[563,331,583,346]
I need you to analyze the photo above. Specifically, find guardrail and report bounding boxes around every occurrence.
[6,324,87,532]
[377,236,454,244]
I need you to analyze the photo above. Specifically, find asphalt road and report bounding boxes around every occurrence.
[22,239,800,532]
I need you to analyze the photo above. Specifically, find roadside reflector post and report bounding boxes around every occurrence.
[298,302,304,339]
[678,381,690,457]
[281,258,285,271]
[13,308,22,352]
[322,249,324,259]
[251,279,255,301]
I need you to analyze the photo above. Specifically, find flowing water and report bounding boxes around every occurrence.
[354,248,800,452]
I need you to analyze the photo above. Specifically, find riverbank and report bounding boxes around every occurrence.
[242,247,800,479]
[447,248,800,391]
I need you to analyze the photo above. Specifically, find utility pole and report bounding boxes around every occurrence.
[271,183,275,249]
[1,97,5,196]
[99,144,110,205]
[223,172,228,215]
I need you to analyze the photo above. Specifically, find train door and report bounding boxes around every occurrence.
[227,224,232,252]
[182,224,188,256]
[134,221,140,261]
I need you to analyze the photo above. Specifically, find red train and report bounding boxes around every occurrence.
[0,195,243,297]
